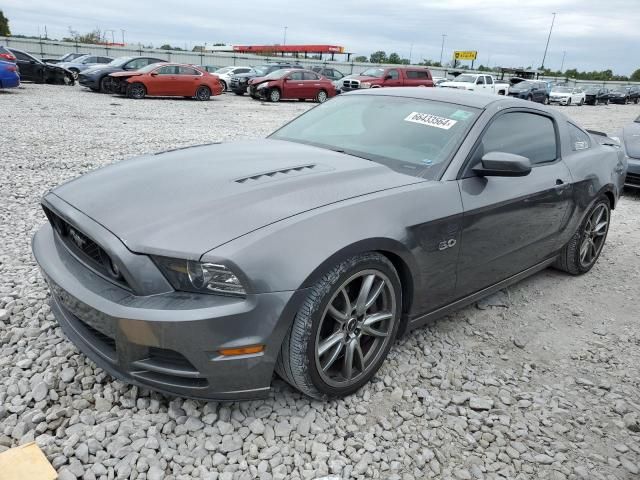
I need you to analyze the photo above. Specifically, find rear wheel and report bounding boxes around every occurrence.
[126,82,146,99]
[195,86,211,101]
[634,97,639,104]
[543,96,550,105]
[316,89,328,103]
[276,253,401,399]
[579,98,584,106]
[567,98,571,106]
[554,197,610,275]
[219,80,227,91]
[269,88,281,102]
[605,98,609,105]
[69,68,79,80]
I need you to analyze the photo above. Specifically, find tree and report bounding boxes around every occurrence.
[0,10,10,36]
[388,52,401,64]
[160,44,183,51]
[354,55,368,63]
[370,51,387,63]
[63,28,104,44]
[632,69,640,82]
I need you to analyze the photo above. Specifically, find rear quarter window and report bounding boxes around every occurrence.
[567,123,591,151]
[406,70,429,79]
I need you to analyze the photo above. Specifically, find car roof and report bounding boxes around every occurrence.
[345,87,519,109]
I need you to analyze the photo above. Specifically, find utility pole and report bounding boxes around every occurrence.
[121,29,126,45]
[439,34,447,65]
[540,12,556,70]
[283,26,288,46]
[409,43,413,65]
[560,50,566,72]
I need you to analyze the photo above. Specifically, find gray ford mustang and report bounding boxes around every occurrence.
[32,88,627,400]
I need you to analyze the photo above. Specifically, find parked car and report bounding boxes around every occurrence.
[584,86,610,105]
[229,63,303,95]
[549,86,585,106]
[32,88,625,401]
[212,66,253,91]
[310,66,345,92]
[58,54,113,80]
[507,80,549,104]
[7,48,74,85]
[108,63,223,100]
[629,86,640,104]
[608,86,636,105]
[0,45,16,62]
[42,52,86,64]
[440,73,509,95]
[341,66,434,91]
[622,115,640,188]
[78,56,166,92]
[248,68,336,103]
[0,60,20,89]
[433,77,448,87]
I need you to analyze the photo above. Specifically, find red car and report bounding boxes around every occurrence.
[108,63,223,100]
[248,69,336,103]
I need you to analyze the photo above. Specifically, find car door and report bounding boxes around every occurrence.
[484,75,494,93]
[175,66,203,96]
[146,65,177,95]
[301,71,323,98]
[475,75,486,91]
[283,71,305,99]
[383,69,402,87]
[455,109,574,297]
[12,50,38,81]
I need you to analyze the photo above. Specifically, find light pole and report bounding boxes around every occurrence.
[409,43,413,65]
[540,12,556,70]
[283,26,288,46]
[560,50,566,72]
[120,29,126,45]
[439,34,447,65]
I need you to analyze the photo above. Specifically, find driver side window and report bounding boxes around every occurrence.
[468,112,557,173]
[387,69,399,80]
[476,76,485,85]
[288,71,304,81]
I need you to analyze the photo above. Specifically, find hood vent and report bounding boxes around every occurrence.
[235,164,316,184]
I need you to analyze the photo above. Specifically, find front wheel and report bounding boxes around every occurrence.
[527,94,533,101]
[544,96,550,105]
[567,98,571,106]
[126,82,146,99]
[69,69,79,80]
[195,86,211,101]
[269,88,281,102]
[605,98,609,105]
[276,253,402,399]
[579,98,584,106]
[219,80,227,91]
[315,89,328,103]
[554,197,610,275]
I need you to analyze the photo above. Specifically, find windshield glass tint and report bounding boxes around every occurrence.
[270,95,480,179]
[215,67,232,74]
[360,68,384,77]
[552,87,571,93]
[455,75,476,83]
[252,66,269,75]
[109,57,132,67]
[264,69,290,80]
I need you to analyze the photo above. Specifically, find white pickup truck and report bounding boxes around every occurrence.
[439,74,510,95]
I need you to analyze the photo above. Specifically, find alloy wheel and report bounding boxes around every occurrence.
[579,204,609,268]
[314,270,397,388]
[270,89,281,102]
[129,84,145,99]
[317,90,328,103]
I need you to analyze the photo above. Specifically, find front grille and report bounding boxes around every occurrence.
[43,206,129,289]
[343,79,360,89]
[626,172,640,186]
[131,346,208,389]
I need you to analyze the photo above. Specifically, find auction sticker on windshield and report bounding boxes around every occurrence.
[404,112,457,130]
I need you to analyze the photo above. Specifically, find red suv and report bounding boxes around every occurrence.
[342,67,433,91]
[248,68,336,103]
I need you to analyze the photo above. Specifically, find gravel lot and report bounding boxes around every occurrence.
[1,84,640,480]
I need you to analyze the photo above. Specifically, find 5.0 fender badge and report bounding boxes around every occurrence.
[438,239,457,251]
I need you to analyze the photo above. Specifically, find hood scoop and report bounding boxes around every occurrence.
[235,164,317,184]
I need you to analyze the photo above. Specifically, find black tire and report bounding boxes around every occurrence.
[579,98,584,106]
[554,196,610,275]
[527,94,533,101]
[605,98,609,105]
[269,88,281,102]
[316,89,328,103]
[567,98,571,106]
[233,90,244,96]
[276,253,402,399]
[195,86,211,101]
[634,97,639,104]
[69,68,79,80]
[126,82,146,99]
[99,76,110,93]
[544,96,550,105]
[219,80,227,91]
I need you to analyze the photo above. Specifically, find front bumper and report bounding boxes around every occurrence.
[549,97,569,105]
[33,223,305,400]
[609,96,627,104]
[78,74,99,89]
[626,157,640,188]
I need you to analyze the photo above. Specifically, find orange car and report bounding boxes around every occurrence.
[108,63,223,100]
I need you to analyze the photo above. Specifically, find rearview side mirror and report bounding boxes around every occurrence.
[150,72,158,76]
[384,75,392,80]
[473,152,532,177]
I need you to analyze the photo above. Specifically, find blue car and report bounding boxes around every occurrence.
[0,60,20,89]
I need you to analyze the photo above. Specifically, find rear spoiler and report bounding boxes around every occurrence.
[587,129,620,148]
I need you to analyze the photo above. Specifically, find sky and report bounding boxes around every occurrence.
[2,0,639,75]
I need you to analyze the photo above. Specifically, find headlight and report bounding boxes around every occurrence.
[361,82,371,88]
[257,83,268,90]
[153,256,246,296]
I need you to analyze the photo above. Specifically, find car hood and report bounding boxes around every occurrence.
[83,66,119,76]
[551,92,571,97]
[248,76,269,85]
[440,81,473,88]
[233,72,257,79]
[350,75,382,81]
[623,122,640,159]
[51,139,422,257]
[109,71,143,78]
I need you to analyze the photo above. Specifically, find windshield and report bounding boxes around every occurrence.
[585,87,600,93]
[251,65,271,76]
[109,57,133,67]
[214,67,233,74]
[612,87,628,93]
[513,81,533,89]
[360,68,385,78]
[551,87,571,93]
[136,63,166,73]
[69,54,90,63]
[270,95,480,179]
[454,75,477,83]
[263,69,290,80]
